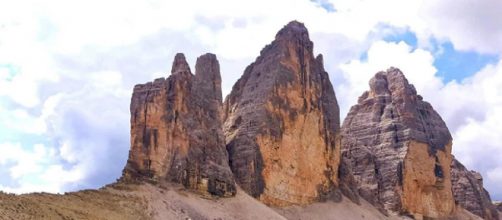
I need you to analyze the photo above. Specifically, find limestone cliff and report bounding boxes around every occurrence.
[223,21,341,206]
[122,53,236,197]
[341,67,455,218]
[451,158,499,219]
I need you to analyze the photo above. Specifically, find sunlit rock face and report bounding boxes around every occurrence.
[122,53,236,197]
[223,21,341,206]
[451,158,499,220]
[341,68,455,218]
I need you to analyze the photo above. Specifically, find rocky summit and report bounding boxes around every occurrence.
[1,21,499,220]
[223,21,341,206]
[122,53,236,197]
[341,68,455,218]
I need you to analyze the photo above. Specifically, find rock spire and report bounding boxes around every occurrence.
[122,53,236,197]
[223,20,341,206]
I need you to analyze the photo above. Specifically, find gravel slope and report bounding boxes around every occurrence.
[0,182,486,220]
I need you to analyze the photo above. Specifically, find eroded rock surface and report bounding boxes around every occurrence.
[341,68,455,218]
[223,21,341,206]
[122,53,236,197]
[451,158,499,220]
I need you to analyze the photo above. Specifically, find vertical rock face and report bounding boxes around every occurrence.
[451,158,499,219]
[123,53,236,197]
[223,21,341,206]
[341,68,455,218]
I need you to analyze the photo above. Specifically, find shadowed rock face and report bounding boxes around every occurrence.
[223,21,341,206]
[341,68,455,218]
[451,158,499,220]
[122,53,236,197]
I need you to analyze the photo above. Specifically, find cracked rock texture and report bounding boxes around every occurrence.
[341,68,455,218]
[122,53,236,197]
[451,157,499,219]
[223,21,341,206]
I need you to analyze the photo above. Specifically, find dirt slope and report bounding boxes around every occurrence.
[0,182,486,220]
[0,183,148,220]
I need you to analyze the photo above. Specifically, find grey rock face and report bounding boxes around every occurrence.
[451,158,499,219]
[338,157,361,205]
[341,67,455,218]
[122,53,236,197]
[223,21,341,206]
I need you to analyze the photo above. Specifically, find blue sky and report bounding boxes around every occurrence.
[383,30,500,83]
[1,0,502,201]
[434,42,499,82]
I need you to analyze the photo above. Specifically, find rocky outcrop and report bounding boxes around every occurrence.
[451,158,499,219]
[497,203,502,212]
[341,68,455,218]
[223,21,341,206]
[122,53,236,197]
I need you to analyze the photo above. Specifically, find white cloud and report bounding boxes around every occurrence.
[322,0,502,54]
[487,166,502,190]
[453,109,502,199]
[0,142,82,194]
[434,61,502,199]
[420,0,502,54]
[337,40,442,117]
[0,73,130,193]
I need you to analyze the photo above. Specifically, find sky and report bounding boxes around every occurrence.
[0,0,502,200]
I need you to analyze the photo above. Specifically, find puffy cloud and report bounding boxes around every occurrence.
[0,142,82,194]
[420,0,502,54]
[337,40,442,117]
[321,0,502,54]
[435,62,502,200]
[0,67,130,193]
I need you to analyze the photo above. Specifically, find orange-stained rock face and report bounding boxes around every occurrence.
[122,53,236,197]
[341,68,455,218]
[223,21,341,206]
[401,141,454,219]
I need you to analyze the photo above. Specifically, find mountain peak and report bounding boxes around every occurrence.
[275,20,309,41]
[171,53,191,74]
[368,67,416,97]
[124,52,235,197]
[223,20,341,206]
[343,68,455,218]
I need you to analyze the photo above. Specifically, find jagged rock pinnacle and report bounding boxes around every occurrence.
[195,53,222,103]
[171,53,191,74]
[123,53,236,197]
